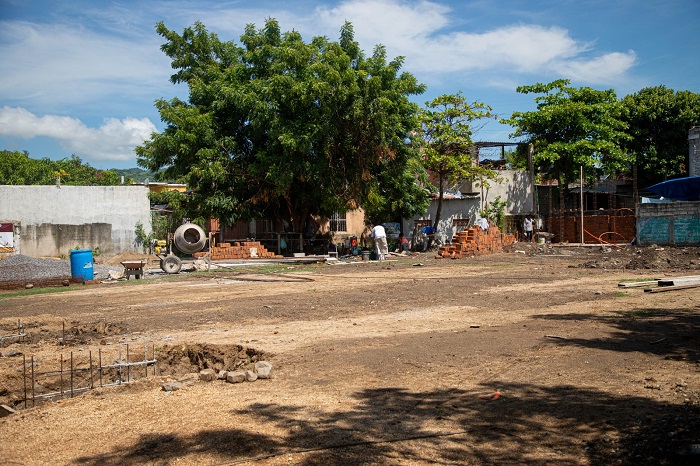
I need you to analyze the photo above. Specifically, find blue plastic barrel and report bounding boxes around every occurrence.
[69,249,94,281]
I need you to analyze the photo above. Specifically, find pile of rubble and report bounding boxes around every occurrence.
[436,226,517,259]
[195,241,283,261]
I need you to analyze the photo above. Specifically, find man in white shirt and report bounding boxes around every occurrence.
[370,224,388,261]
[524,216,534,242]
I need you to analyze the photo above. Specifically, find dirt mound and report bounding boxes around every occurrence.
[579,246,700,271]
[100,252,158,266]
[157,343,267,375]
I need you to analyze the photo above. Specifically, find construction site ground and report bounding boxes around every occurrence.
[1,244,699,465]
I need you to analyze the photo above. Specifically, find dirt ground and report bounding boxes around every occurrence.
[1,245,699,465]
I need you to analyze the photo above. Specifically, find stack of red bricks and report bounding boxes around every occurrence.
[194,241,284,260]
[436,226,516,259]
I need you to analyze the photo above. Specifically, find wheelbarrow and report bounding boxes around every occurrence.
[120,261,147,280]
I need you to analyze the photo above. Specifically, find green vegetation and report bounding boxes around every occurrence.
[480,195,507,230]
[620,85,700,187]
[420,92,498,231]
[112,167,160,183]
[0,286,77,300]
[136,19,430,230]
[501,79,631,207]
[0,151,124,186]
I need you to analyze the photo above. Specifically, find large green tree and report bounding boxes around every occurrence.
[136,20,430,231]
[501,79,631,207]
[420,92,496,231]
[620,85,700,188]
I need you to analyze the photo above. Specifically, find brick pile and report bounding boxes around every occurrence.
[436,226,516,259]
[194,241,283,260]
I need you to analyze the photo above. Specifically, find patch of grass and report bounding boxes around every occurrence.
[617,278,655,283]
[613,291,628,297]
[0,286,76,300]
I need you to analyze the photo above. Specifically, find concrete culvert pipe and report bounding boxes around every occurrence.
[173,223,207,254]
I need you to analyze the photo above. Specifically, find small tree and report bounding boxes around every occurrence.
[420,92,497,234]
[479,195,507,230]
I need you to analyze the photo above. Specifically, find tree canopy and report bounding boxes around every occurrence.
[136,19,430,231]
[501,79,631,203]
[0,151,122,186]
[420,92,496,230]
[620,85,700,188]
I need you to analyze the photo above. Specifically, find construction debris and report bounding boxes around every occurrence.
[195,241,284,261]
[618,275,700,293]
[436,226,516,259]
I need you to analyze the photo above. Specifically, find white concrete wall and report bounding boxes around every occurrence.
[0,185,151,257]
[405,197,481,246]
[476,169,535,215]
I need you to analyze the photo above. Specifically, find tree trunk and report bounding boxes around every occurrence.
[429,171,445,249]
[558,175,565,243]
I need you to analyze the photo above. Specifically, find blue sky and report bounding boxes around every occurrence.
[1,0,698,169]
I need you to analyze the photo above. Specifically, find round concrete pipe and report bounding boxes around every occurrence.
[173,223,206,254]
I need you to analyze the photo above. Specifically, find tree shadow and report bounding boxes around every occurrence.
[74,381,699,465]
[532,305,700,361]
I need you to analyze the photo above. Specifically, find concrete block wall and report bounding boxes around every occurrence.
[0,185,151,257]
[637,201,700,245]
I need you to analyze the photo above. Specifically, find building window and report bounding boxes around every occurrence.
[330,212,347,232]
[257,219,274,234]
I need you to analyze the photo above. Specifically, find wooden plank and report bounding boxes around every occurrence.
[644,283,700,293]
[618,280,659,288]
[657,277,700,287]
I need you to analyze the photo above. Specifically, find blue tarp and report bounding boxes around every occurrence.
[645,176,700,201]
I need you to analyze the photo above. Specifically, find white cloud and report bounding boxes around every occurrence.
[312,0,635,85]
[553,51,638,85]
[0,20,171,110]
[0,107,157,162]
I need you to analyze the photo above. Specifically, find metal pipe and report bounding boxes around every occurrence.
[23,354,27,409]
[98,348,103,387]
[60,354,64,397]
[31,355,35,407]
[70,352,74,398]
[126,344,130,383]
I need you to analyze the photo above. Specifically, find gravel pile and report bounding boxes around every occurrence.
[0,255,124,283]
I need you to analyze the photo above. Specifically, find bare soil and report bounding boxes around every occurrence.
[1,245,699,465]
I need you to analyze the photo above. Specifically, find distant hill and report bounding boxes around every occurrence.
[113,168,158,183]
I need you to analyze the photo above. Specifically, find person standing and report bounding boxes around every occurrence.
[371,224,388,261]
[523,216,534,242]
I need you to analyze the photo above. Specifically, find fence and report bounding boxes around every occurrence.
[20,343,157,408]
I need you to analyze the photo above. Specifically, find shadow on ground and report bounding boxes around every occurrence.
[73,304,700,465]
[532,304,700,362]
[74,380,699,465]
